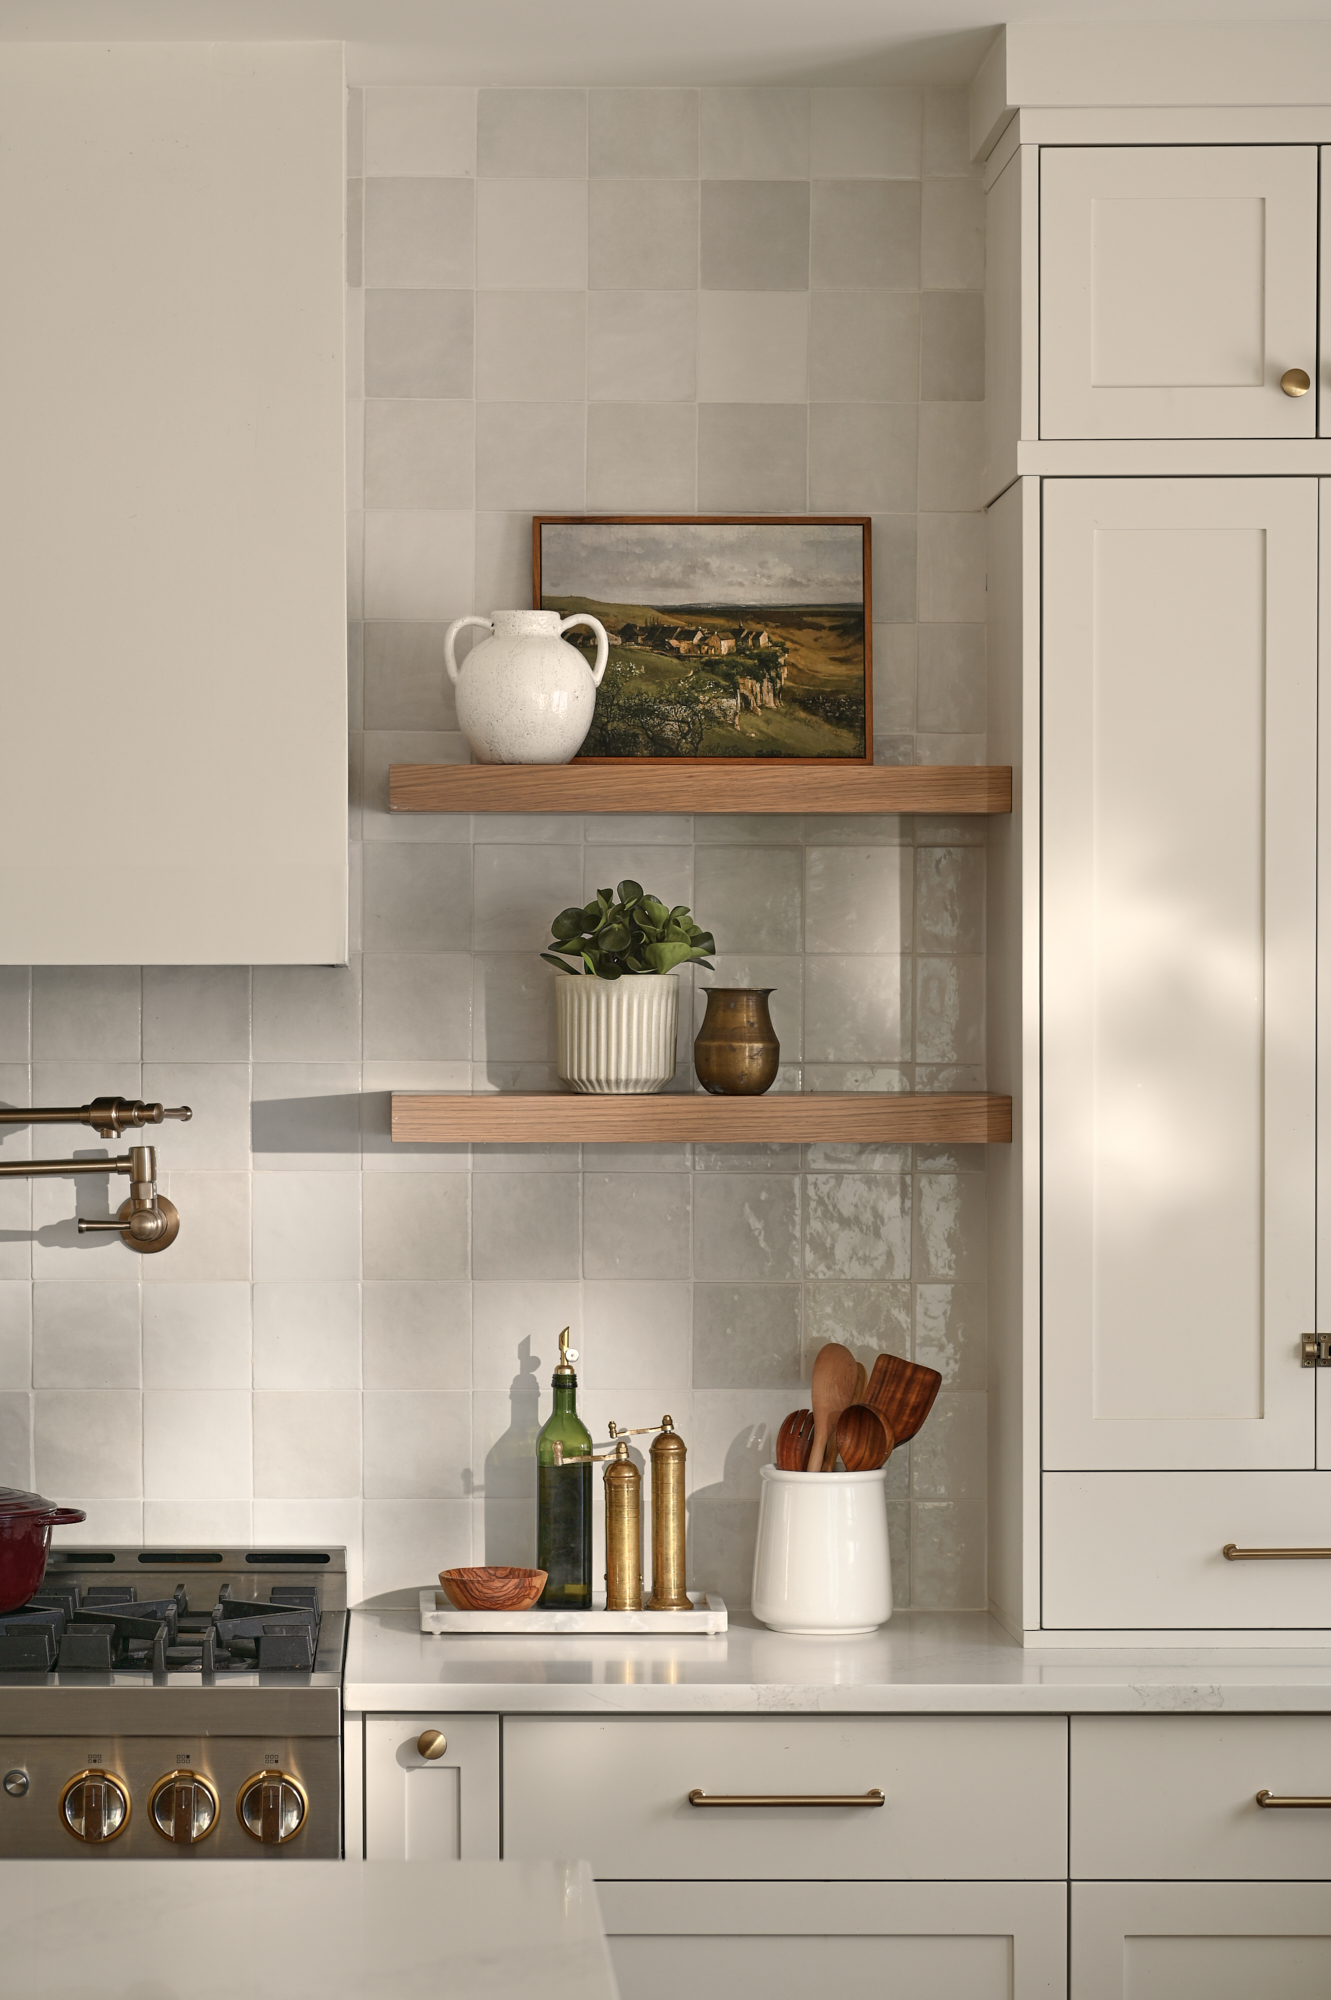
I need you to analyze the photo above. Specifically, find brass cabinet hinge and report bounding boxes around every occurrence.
[1301,1334,1331,1368]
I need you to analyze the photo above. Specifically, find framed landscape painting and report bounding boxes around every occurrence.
[534,515,872,762]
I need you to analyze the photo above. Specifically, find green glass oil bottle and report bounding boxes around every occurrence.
[536,1327,593,1609]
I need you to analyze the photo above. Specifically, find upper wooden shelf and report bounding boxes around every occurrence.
[392,1092,1012,1146]
[389,763,1012,817]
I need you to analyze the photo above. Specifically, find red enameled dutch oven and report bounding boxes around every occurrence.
[0,1487,86,1613]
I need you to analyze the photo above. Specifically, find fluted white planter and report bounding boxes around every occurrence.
[555,975,678,1095]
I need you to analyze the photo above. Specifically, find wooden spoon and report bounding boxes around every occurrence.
[835,1404,894,1472]
[866,1352,942,1445]
[809,1342,860,1474]
[775,1408,815,1471]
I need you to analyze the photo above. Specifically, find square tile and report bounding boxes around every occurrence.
[364,400,475,509]
[810,88,922,178]
[143,1390,251,1500]
[697,291,808,403]
[804,954,909,1063]
[476,291,587,402]
[697,404,807,512]
[143,1172,251,1284]
[142,1284,251,1390]
[33,1282,139,1389]
[360,730,472,847]
[0,969,30,1061]
[365,87,477,176]
[472,1172,580,1279]
[476,512,534,611]
[912,1498,985,1608]
[252,963,363,1062]
[363,1498,472,1603]
[914,955,985,1065]
[871,513,917,623]
[805,846,911,954]
[363,1279,472,1390]
[921,177,984,290]
[804,1172,911,1279]
[914,1280,987,1388]
[254,1390,361,1499]
[586,404,697,511]
[142,968,249,1062]
[363,1173,470,1280]
[252,1281,361,1390]
[31,967,140,1061]
[364,1390,471,1498]
[475,404,586,512]
[478,89,587,177]
[364,290,474,398]
[0,1284,31,1391]
[693,1174,799,1281]
[916,623,985,732]
[363,623,455,732]
[914,844,985,952]
[35,1390,141,1498]
[582,1280,691,1388]
[803,1280,911,1370]
[918,401,984,512]
[364,178,475,288]
[699,88,810,178]
[588,291,697,403]
[700,181,808,290]
[471,1280,578,1392]
[472,955,560,1066]
[919,289,984,400]
[694,845,802,955]
[249,1063,362,1171]
[692,1282,801,1389]
[590,90,698,178]
[583,1172,691,1280]
[922,89,978,178]
[363,510,474,622]
[809,290,918,402]
[589,180,699,290]
[473,843,586,953]
[917,512,986,622]
[810,403,917,511]
[362,953,473,1061]
[873,623,917,734]
[477,180,588,288]
[364,841,472,954]
[811,181,920,289]
[913,1171,987,1281]
[139,1062,252,1171]
[252,1170,361,1282]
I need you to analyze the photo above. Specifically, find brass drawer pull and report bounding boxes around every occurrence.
[687,1789,884,1809]
[1257,1790,1331,1809]
[1223,1544,1331,1560]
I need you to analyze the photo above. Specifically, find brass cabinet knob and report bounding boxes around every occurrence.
[149,1770,219,1845]
[416,1729,447,1760]
[60,1770,130,1843]
[236,1770,308,1845]
[1281,368,1312,396]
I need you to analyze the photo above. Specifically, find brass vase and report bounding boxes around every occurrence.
[694,988,780,1095]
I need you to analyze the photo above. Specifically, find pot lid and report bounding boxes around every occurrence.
[0,1485,79,1518]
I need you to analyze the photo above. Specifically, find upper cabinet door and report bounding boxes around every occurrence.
[1042,478,1318,1472]
[1041,146,1317,440]
[0,47,346,964]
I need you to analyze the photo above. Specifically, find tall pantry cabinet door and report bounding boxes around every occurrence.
[1040,147,1317,439]
[1042,479,1317,1472]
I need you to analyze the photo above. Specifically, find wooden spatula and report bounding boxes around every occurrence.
[809,1343,860,1473]
[866,1352,942,1445]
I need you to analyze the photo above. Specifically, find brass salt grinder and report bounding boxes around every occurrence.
[552,1416,691,1612]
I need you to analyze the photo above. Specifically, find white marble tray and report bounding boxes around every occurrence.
[420,1589,727,1634]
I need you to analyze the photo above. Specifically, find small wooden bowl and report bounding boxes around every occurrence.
[439,1565,547,1612]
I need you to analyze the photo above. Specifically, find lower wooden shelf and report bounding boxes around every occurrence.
[391,1092,1012,1145]
[389,762,1012,815]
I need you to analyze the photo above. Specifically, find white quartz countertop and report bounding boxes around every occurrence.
[345,1606,1331,1713]
[0,1859,615,2000]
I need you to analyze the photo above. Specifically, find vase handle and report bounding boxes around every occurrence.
[559,613,610,687]
[443,615,493,686]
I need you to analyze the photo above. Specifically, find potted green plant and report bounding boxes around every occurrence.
[542,881,715,1093]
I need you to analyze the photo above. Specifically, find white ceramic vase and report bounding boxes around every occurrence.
[444,609,609,765]
[556,975,679,1094]
[750,1463,893,1636]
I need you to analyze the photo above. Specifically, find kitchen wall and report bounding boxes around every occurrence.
[0,81,987,1611]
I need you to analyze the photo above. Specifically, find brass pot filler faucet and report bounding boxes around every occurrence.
[0,1097,192,1252]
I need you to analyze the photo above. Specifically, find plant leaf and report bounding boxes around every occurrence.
[617,879,643,906]
[539,952,578,972]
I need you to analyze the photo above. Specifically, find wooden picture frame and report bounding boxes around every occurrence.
[533,515,873,764]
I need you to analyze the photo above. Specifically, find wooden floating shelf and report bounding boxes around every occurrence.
[389,763,1012,817]
[392,1092,1012,1146]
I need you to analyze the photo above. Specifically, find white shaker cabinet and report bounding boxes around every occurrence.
[1041,477,1318,1475]
[1040,146,1318,439]
[362,1715,499,1861]
[1072,1883,1331,1999]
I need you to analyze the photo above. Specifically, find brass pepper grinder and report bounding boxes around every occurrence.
[647,1417,691,1611]
[551,1434,644,1610]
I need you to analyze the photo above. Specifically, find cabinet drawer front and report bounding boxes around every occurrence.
[1072,1717,1331,1879]
[601,1881,1067,2000]
[1043,1473,1331,1630]
[1073,1881,1331,2000]
[502,1716,1067,1879]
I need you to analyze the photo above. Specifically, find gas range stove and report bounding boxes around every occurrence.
[0,1549,347,1858]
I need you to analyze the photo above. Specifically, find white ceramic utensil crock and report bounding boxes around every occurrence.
[751,1462,892,1636]
[444,609,609,765]
[556,973,679,1094]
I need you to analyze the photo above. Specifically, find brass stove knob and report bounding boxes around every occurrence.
[149,1769,219,1845]
[236,1769,308,1845]
[60,1769,130,1843]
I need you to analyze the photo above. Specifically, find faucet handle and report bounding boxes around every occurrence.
[78,1145,180,1253]
[87,1097,191,1137]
